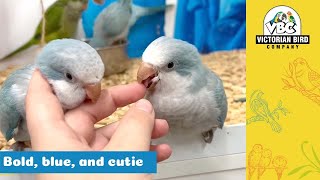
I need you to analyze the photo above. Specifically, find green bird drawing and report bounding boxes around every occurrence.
[247,90,288,133]
[5,0,103,58]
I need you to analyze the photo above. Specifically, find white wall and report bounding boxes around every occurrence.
[0,0,57,59]
[164,0,177,38]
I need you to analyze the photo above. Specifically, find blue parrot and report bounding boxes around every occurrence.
[0,39,104,150]
[136,36,228,143]
[89,0,168,48]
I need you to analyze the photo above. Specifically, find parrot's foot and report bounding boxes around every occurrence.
[10,141,31,151]
[202,130,213,143]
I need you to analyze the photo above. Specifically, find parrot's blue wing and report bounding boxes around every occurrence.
[0,65,35,141]
[210,71,228,128]
[0,96,21,141]
[99,2,131,38]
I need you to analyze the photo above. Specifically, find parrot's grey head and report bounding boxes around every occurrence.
[137,36,203,91]
[36,39,104,110]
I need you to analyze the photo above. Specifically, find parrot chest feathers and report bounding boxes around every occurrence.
[147,86,221,132]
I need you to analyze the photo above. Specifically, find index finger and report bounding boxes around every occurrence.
[67,82,146,123]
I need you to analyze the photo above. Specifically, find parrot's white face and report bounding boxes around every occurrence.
[137,37,201,92]
[138,53,194,94]
[48,72,102,110]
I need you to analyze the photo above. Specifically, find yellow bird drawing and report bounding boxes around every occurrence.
[293,58,320,94]
[272,155,287,180]
[248,144,263,180]
[257,148,272,179]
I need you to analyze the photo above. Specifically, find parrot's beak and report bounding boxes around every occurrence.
[137,62,159,89]
[93,0,105,5]
[85,83,101,103]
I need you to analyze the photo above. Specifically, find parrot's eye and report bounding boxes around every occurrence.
[167,62,174,69]
[65,73,73,81]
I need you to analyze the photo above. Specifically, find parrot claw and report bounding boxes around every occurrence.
[10,141,31,151]
[202,130,213,143]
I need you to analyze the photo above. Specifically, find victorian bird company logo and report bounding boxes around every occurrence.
[256,5,310,49]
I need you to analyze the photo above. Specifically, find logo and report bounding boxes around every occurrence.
[256,5,310,49]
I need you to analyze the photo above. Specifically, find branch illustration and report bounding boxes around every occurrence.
[288,141,320,179]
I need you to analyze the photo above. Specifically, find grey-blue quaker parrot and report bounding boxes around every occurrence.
[137,37,228,143]
[89,0,168,48]
[0,39,104,150]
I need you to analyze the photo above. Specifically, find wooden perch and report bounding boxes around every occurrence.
[40,0,46,47]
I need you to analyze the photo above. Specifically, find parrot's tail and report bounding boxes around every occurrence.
[2,39,36,60]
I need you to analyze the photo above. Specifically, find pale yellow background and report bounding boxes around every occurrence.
[247,1,320,180]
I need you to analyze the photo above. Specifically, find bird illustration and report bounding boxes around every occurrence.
[136,36,228,143]
[271,12,287,24]
[293,58,320,94]
[249,90,282,133]
[90,0,168,48]
[4,0,103,58]
[248,144,263,180]
[272,155,287,180]
[0,39,104,151]
[257,148,272,179]
[287,11,296,23]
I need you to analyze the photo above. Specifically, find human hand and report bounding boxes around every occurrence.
[26,70,171,180]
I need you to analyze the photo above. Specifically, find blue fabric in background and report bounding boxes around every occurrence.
[82,0,246,57]
[82,0,165,58]
[174,0,246,53]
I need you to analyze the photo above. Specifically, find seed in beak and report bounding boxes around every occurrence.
[85,83,101,103]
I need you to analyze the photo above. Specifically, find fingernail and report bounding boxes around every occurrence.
[135,99,153,113]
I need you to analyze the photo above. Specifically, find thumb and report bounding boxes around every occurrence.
[105,99,155,151]
[26,69,65,146]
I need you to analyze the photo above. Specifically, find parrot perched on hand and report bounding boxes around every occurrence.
[0,39,104,151]
[4,0,104,58]
[89,0,168,48]
[136,36,228,143]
